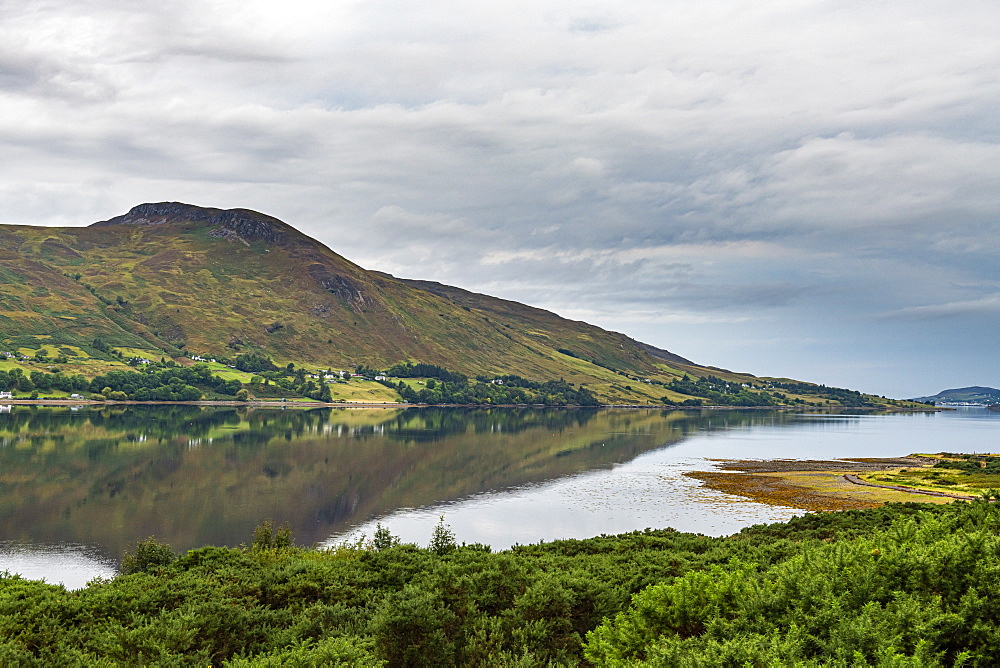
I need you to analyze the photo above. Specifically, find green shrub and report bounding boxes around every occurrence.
[224,636,384,667]
[120,537,176,575]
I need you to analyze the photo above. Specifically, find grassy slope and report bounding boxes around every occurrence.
[0,203,917,407]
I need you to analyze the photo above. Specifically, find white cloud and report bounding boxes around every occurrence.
[0,0,998,395]
[879,294,1000,321]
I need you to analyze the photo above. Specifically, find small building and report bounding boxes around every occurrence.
[0,391,12,400]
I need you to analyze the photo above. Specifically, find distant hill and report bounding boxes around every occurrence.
[910,386,1000,405]
[0,202,915,407]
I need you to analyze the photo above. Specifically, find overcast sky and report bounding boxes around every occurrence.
[2,0,997,398]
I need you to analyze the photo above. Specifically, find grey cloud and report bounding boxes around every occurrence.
[1,0,998,395]
[0,47,116,102]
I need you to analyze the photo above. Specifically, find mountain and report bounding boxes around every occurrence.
[910,386,1000,405]
[0,202,910,406]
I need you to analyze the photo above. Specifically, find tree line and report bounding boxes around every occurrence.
[665,374,777,406]
[766,379,874,407]
[385,372,599,406]
[87,364,242,401]
[0,368,90,395]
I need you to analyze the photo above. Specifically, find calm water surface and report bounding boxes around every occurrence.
[0,404,995,587]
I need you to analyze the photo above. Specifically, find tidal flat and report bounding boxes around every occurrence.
[687,457,961,511]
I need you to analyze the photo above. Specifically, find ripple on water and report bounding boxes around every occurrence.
[0,542,117,590]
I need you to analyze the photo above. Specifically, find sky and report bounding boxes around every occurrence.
[1,0,997,399]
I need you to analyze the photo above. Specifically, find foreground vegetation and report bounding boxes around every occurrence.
[3,501,1000,665]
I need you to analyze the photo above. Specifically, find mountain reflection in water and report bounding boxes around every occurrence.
[0,405,792,562]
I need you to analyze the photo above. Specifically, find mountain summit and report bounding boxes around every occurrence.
[93,202,297,246]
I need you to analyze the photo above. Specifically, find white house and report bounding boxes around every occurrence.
[0,391,12,400]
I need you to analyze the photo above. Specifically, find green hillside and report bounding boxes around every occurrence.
[0,202,915,407]
[910,386,1000,405]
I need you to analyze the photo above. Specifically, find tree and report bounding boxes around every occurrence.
[318,382,333,403]
[372,524,400,551]
[234,352,277,373]
[120,537,175,575]
[428,516,456,555]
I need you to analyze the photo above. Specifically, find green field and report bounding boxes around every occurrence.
[861,453,1000,496]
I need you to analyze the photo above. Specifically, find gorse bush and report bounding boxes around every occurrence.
[585,500,1000,666]
[251,520,293,551]
[119,536,176,575]
[1,502,999,665]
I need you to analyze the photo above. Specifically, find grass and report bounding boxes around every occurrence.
[200,364,256,383]
[113,347,163,359]
[0,356,132,377]
[859,471,977,495]
[329,378,400,403]
[858,454,1000,496]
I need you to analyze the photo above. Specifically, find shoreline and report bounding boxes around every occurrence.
[0,398,942,411]
[686,456,962,511]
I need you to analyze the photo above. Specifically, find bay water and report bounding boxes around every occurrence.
[0,404,995,588]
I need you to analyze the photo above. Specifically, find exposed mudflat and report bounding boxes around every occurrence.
[704,456,936,473]
[687,456,953,511]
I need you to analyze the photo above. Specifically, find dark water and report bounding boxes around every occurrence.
[0,404,996,587]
